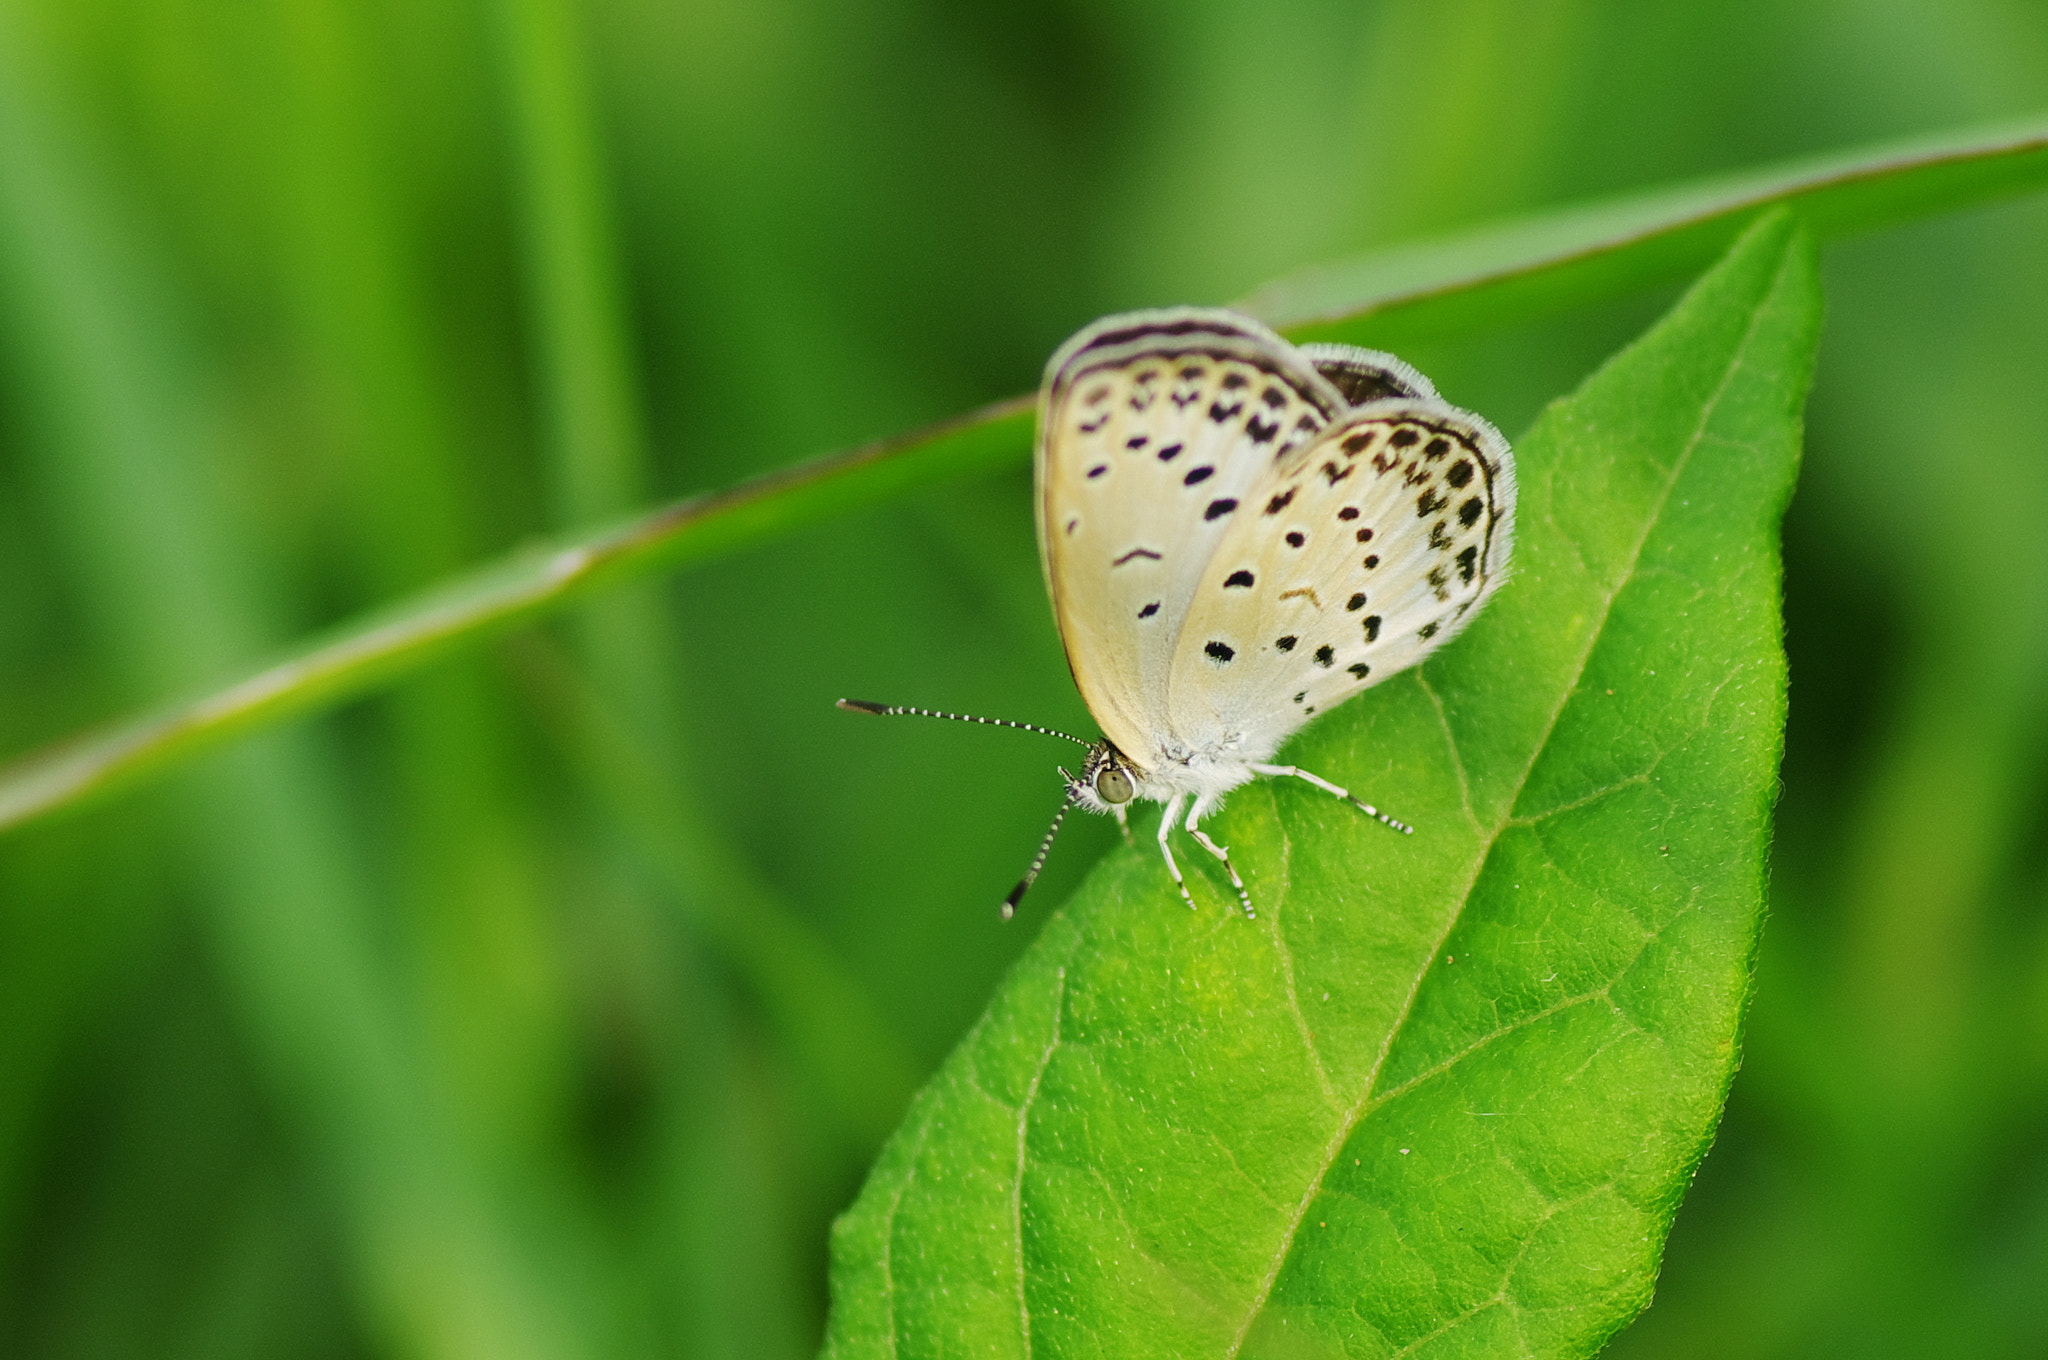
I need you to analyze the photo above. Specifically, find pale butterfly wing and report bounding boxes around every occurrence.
[1036,310,1347,764]
[1296,343,1440,406]
[850,310,1508,920]
[1165,398,1516,758]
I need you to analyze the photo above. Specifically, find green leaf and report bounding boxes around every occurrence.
[822,210,1820,1359]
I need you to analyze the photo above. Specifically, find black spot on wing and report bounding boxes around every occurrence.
[1113,547,1161,566]
[1346,593,1367,611]
[1362,615,1381,641]
[1086,464,1108,479]
[1205,498,1238,521]
[1337,506,1359,521]
[1139,601,1160,619]
[1265,488,1297,514]
[1313,644,1334,667]
[1456,545,1478,583]
[1459,496,1484,528]
[1275,635,1297,651]
[1184,466,1215,486]
[1224,570,1255,588]
[1205,640,1235,663]
[1447,458,1475,488]
[1246,414,1280,444]
[1285,531,1305,548]
[1156,443,1183,462]
[1348,663,1371,679]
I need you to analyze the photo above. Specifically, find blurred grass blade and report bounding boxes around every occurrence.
[0,113,2039,835]
[491,11,872,1332]
[494,0,650,527]
[0,397,1031,831]
[509,634,920,1148]
[0,14,599,1357]
[1241,110,2048,345]
[824,212,1818,1358]
[492,0,679,749]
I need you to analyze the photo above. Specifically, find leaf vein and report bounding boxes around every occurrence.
[1363,990,1620,1114]
[1415,669,1479,830]
[1506,772,1654,826]
[1012,965,1067,1359]
[1266,785,1340,1109]
[1221,257,1784,1358]
[880,1107,937,1360]
[1387,1298,1508,1358]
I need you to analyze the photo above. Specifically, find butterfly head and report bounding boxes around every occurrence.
[1066,740,1141,815]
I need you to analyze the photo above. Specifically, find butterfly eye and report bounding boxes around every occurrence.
[1094,766,1135,805]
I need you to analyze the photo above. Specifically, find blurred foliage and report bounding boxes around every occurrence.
[0,1,2041,1358]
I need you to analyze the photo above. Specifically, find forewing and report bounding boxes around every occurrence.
[1163,399,1516,757]
[1036,309,1346,763]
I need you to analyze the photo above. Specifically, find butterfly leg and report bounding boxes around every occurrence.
[1113,802,1136,847]
[1184,810,1255,919]
[1154,793,1198,911]
[1250,764,1415,835]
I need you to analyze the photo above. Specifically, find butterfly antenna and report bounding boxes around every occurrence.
[1002,791,1076,921]
[836,699,1092,748]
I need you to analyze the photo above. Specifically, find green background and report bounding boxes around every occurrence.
[0,1,2042,1358]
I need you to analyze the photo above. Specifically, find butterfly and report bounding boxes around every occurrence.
[843,307,1515,918]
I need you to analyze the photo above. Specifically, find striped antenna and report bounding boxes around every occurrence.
[836,699,1092,748]
[1002,791,1076,920]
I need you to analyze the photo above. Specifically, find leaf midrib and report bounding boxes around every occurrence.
[1218,245,1787,1358]
[1012,966,1068,1359]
